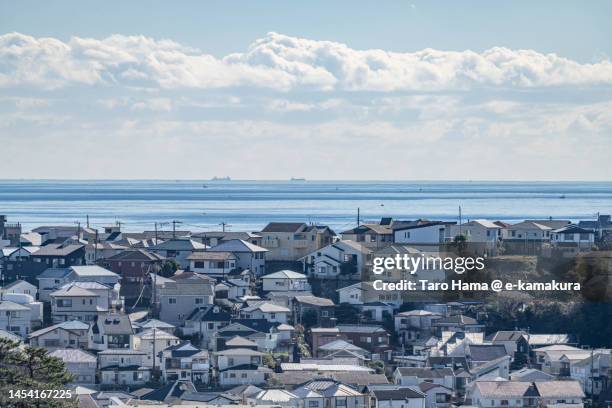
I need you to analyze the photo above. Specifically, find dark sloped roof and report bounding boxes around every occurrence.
[261,222,306,233]
[372,388,425,399]
[468,344,509,362]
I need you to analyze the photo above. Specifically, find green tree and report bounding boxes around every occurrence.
[160,259,180,277]
[335,303,360,324]
[0,338,77,408]
[262,353,276,369]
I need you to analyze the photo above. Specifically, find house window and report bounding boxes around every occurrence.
[404,231,410,239]
[435,394,447,403]
[208,323,214,330]
[168,298,177,304]
[241,373,247,378]
[195,298,204,304]
[230,373,236,378]
[194,261,204,268]
[321,311,329,317]
[309,402,319,408]
[579,233,590,240]
[501,400,509,406]
[336,399,347,407]
[564,233,574,240]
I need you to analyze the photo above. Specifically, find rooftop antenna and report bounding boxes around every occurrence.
[219,222,232,232]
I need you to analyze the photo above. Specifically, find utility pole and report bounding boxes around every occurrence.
[86,215,90,229]
[152,327,157,377]
[459,206,462,237]
[219,222,231,232]
[75,221,81,240]
[172,220,182,238]
[357,208,360,226]
[94,230,99,263]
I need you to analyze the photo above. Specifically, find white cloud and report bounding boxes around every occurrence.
[2,32,612,91]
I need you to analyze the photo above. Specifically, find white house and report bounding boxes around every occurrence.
[371,388,426,408]
[551,224,595,252]
[206,239,268,276]
[240,301,291,323]
[337,282,364,305]
[1,279,38,299]
[28,320,90,350]
[393,367,454,389]
[0,300,32,337]
[187,251,237,277]
[393,222,455,251]
[49,349,97,385]
[132,328,180,368]
[98,349,151,386]
[299,240,372,279]
[49,284,108,323]
[213,348,271,386]
[262,270,310,292]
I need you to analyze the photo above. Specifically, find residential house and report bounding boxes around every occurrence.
[393,367,454,389]
[292,378,367,408]
[551,224,596,253]
[132,328,180,368]
[28,320,89,350]
[467,380,584,408]
[98,349,151,386]
[294,295,335,327]
[569,350,611,397]
[317,339,370,360]
[0,300,32,337]
[341,223,394,250]
[260,222,335,262]
[262,270,310,292]
[37,268,72,301]
[395,310,443,345]
[370,387,426,408]
[30,243,86,268]
[491,331,529,362]
[84,242,127,265]
[337,282,365,305]
[503,221,556,254]
[532,345,586,375]
[89,313,134,350]
[1,279,37,298]
[157,272,215,325]
[98,249,165,305]
[432,315,484,336]
[392,221,456,251]
[250,389,299,408]
[191,231,262,247]
[150,238,207,269]
[213,348,271,386]
[182,305,231,348]
[449,220,502,256]
[161,341,210,384]
[240,301,291,323]
[417,382,453,408]
[578,214,612,241]
[188,251,237,278]
[0,215,22,246]
[49,284,108,323]
[49,348,97,385]
[205,239,268,276]
[336,324,392,361]
[215,319,279,352]
[299,240,372,279]
[215,278,251,300]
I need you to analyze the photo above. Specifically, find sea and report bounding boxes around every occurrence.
[0,180,611,233]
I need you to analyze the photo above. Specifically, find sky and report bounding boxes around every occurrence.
[1,1,612,180]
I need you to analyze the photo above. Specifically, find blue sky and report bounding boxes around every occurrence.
[1,1,611,180]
